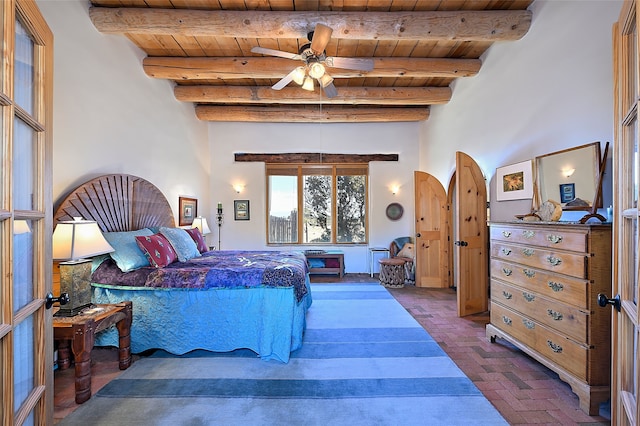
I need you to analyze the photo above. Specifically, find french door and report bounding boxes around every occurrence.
[0,1,53,425]
[612,1,640,424]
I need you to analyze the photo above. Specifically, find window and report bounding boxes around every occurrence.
[267,164,368,244]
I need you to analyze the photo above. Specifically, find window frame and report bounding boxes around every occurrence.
[266,163,369,245]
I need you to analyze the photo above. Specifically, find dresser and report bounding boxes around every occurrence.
[486,221,611,415]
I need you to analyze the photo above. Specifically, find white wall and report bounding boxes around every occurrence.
[38,0,210,222]
[421,0,621,221]
[208,121,420,273]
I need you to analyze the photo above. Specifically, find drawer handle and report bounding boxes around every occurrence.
[501,248,512,256]
[523,319,535,329]
[502,268,512,276]
[547,234,563,244]
[502,231,511,238]
[547,256,562,266]
[523,269,536,278]
[522,248,535,257]
[548,281,564,292]
[502,316,512,326]
[523,230,535,239]
[547,309,563,321]
[547,340,563,353]
[522,292,535,302]
[502,291,512,300]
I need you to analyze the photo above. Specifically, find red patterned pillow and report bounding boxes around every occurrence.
[135,233,177,268]
[185,228,208,253]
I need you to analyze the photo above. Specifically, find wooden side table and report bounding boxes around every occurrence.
[53,301,132,404]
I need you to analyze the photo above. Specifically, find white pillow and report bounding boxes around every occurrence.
[397,243,415,259]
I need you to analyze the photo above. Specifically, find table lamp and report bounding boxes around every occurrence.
[52,217,114,316]
[191,216,211,236]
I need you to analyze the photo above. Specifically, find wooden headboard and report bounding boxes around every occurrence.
[53,174,175,232]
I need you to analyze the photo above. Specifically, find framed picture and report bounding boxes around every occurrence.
[495,160,534,201]
[559,183,575,203]
[178,197,197,226]
[234,200,250,221]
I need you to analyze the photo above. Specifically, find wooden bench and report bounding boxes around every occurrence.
[305,251,344,277]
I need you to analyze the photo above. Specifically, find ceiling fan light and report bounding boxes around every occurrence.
[292,67,306,85]
[308,62,325,79]
[302,76,315,91]
[319,73,334,88]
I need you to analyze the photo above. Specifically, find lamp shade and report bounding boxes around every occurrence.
[192,216,211,235]
[52,217,114,261]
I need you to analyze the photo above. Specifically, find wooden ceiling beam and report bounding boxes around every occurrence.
[143,56,481,80]
[195,105,430,123]
[175,86,451,105]
[234,153,399,163]
[89,8,531,41]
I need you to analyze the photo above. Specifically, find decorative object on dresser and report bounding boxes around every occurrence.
[486,221,612,415]
[52,217,115,316]
[495,159,534,201]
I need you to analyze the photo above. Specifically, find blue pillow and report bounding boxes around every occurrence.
[159,227,201,262]
[393,236,413,251]
[307,258,325,268]
[103,228,154,272]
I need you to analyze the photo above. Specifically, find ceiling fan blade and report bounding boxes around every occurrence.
[310,23,333,55]
[322,82,338,98]
[325,56,374,72]
[271,68,297,90]
[251,46,301,60]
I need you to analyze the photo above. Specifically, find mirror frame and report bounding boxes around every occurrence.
[533,141,602,212]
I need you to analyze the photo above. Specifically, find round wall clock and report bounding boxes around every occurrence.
[386,203,404,221]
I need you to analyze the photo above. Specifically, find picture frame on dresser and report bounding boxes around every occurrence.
[495,160,534,201]
[178,197,197,226]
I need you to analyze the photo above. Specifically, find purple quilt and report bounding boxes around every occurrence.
[92,250,309,302]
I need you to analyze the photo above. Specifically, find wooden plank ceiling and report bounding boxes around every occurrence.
[89,0,533,123]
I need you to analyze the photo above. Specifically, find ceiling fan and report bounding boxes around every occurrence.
[251,23,374,98]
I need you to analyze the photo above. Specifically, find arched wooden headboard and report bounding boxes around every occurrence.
[53,174,175,232]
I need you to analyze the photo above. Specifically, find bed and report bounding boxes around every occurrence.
[53,174,312,363]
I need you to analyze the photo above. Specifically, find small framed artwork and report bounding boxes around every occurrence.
[495,160,534,201]
[559,183,575,203]
[234,200,250,221]
[178,197,197,226]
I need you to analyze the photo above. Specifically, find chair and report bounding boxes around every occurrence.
[378,237,415,287]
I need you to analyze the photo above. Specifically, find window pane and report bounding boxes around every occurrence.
[13,117,35,210]
[337,174,366,243]
[13,316,35,414]
[15,17,34,115]
[268,175,298,243]
[303,174,331,243]
[13,219,34,312]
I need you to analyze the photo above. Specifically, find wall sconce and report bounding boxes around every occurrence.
[233,184,244,194]
[52,217,115,316]
[563,168,575,178]
[390,185,400,195]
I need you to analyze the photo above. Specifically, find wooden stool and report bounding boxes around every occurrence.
[379,258,406,288]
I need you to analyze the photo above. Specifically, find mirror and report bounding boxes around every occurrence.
[534,142,602,212]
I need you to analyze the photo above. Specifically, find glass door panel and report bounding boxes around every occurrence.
[14,16,34,115]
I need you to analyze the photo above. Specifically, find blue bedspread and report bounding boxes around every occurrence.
[92,250,309,302]
[91,250,312,362]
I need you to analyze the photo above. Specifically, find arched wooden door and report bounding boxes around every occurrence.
[454,152,488,317]
[413,171,449,287]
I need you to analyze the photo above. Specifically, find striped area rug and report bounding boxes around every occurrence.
[59,284,506,425]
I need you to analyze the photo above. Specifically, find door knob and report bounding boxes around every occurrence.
[454,241,468,246]
[597,293,620,312]
[45,292,70,310]
[416,233,421,238]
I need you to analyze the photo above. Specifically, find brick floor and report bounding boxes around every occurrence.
[53,274,611,425]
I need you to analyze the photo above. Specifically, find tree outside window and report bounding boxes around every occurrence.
[267,164,368,244]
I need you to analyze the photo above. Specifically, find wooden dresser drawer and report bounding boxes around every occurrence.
[491,242,587,278]
[490,225,588,252]
[490,303,587,381]
[490,259,588,308]
[491,280,588,342]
